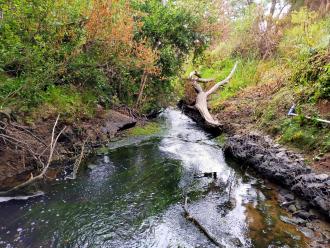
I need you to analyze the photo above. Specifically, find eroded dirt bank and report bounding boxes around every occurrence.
[224,133,329,218]
[179,101,330,219]
[0,109,137,191]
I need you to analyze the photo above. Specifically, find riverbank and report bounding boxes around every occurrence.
[0,108,137,192]
[0,108,320,247]
[179,101,330,246]
[179,101,330,219]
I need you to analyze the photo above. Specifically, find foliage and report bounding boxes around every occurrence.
[279,116,330,152]
[292,50,330,102]
[279,8,330,60]
[180,2,330,156]
[0,0,91,113]
[0,0,211,119]
[131,0,213,111]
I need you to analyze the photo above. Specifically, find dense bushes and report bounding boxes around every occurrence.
[0,0,211,118]
[292,51,330,102]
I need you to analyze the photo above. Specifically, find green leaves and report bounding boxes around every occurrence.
[0,0,210,118]
[134,0,209,75]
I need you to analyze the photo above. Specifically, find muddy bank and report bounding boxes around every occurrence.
[224,133,329,219]
[0,109,137,191]
[178,101,330,219]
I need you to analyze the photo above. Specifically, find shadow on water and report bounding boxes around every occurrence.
[0,109,308,248]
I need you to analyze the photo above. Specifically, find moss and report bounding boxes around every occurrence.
[213,133,227,146]
[127,122,162,136]
[96,146,110,155]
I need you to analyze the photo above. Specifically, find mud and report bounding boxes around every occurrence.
[0,109,136,191]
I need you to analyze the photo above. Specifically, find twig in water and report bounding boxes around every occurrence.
[183,196,223,247]
[66,137,89,180]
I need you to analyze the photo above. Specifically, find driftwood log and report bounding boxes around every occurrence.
[186,62,238,129]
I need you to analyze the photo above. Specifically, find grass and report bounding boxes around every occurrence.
[257,84,330,154]
[26,85,98,123]
[194,58,258,109]
[127,122,162,136]
[279,117,330,153]
[213,133,227,146]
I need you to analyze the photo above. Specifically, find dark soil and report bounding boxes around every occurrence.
[0,109,136,191]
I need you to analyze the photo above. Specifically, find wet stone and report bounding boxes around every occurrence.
[284,193,295,201]
[288,205,297,213]
[315,174,329,181]
[298,227,315,239]
[293,210,317,220]
[295,199,308,210]
[87,164,98,170]
[223,133,330,218]
[280,201,294,208]
[280,216,306,226]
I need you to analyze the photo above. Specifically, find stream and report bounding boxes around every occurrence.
[0,109,308,248]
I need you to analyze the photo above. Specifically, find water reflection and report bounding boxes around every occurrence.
[0,109,306,248]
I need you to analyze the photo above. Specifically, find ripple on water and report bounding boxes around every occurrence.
[0,109,311,248]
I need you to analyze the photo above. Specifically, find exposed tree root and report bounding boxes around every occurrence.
[0,115,66,195]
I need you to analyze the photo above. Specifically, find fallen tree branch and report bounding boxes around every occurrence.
[187,62,238,127]
[66,137,89,180]
[0,115,66,195]
[10,122,48,147]
[183,196,223,247]
[206,62,238,96]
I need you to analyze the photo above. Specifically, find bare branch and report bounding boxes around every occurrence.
[10,122,48,147]
[183,196,222,247]
[188,70,199,79]
[184,62,239,127]
[191,81,203,93]
[188,70,214,83]
[206,62,238,96]
[66,137,88,180]
[0,115,66,195]
[195,78,215,83]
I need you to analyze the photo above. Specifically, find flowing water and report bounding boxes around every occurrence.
[0,109,308,248]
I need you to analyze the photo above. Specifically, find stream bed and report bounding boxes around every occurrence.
[0,109,310,247]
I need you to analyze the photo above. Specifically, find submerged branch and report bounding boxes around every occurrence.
[183,196,223,247]
[66,137,89,180]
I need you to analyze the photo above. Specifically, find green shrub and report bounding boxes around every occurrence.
[0,0,211,117]
[291,50,330,102]
[279,117,322,151]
